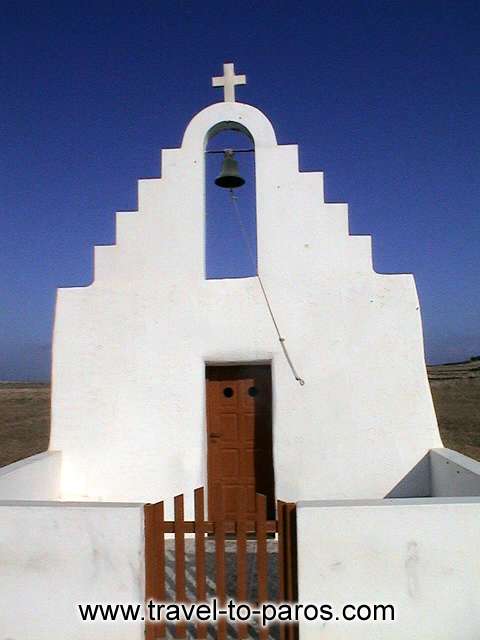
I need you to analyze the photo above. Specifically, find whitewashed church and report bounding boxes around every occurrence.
[1,64,480,640]
[50,62,442,507]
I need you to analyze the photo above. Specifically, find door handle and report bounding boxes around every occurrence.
[210,433,221,438]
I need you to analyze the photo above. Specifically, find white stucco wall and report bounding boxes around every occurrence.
[50,100,442,506]
[297,497,480,639]
[0,451,61,500]
[430,448,480,496]
[0,501,144,639]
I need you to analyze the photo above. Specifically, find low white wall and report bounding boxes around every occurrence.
[0,451,61,500]
[0,501,144,640]
[297,497,480,639]
[430,448,480,497]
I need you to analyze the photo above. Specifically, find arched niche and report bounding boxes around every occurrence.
[181,102,277,150]
[204,120,254,147]
[205,123,257,280]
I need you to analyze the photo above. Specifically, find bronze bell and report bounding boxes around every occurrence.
[214,150,245,189]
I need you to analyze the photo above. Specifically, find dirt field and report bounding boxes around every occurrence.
[0,382,51,467]
[427,359,480,461]
[0,361,479,468]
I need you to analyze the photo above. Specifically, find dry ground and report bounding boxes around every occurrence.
[0,362,479,468]
[0,382,50,467]
[427,359,480,461]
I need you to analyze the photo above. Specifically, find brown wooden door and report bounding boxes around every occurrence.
[206,365,275,521]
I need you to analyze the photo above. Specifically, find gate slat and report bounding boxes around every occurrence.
[194,487,207,639]
[145,501,166,639]
[174,494,187,639]
[277,500,287,640]
[215,485,227,640]
[236,487,248,639]
[144,504,155,640]
[256,493,268,640]
[286,503,297,602]
[285,503,298,640]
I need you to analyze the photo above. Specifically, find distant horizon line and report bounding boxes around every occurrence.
[1,355,478,385]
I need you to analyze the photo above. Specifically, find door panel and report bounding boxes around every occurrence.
[206,365,275,520]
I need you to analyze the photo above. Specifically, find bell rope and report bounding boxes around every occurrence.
[228,189,305,386]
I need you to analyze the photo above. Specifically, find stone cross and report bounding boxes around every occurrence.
[212,62,246,102]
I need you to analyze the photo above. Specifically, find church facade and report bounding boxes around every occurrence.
[49,64,442,510]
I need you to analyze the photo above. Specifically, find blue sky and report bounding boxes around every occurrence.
[1,1,479,380]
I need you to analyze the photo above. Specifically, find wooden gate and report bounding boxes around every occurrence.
[145,487,297,639]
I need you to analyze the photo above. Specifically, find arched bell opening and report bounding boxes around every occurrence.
[204,124,257,280]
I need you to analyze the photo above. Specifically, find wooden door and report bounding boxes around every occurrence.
[206,365,275,521]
